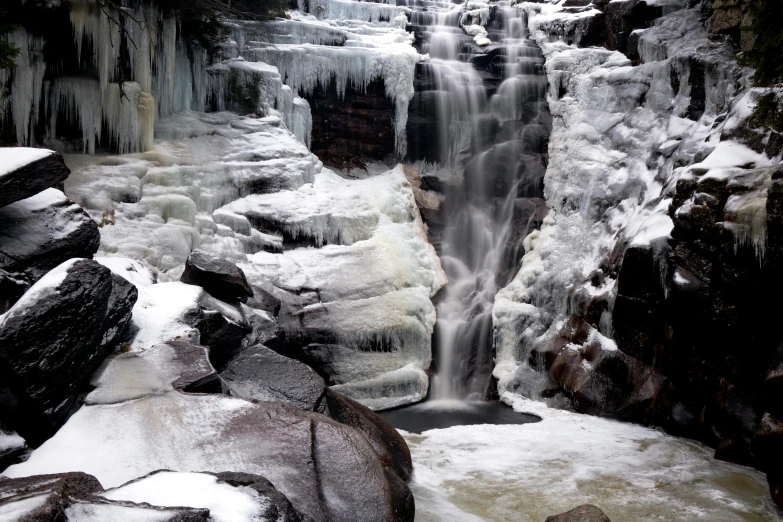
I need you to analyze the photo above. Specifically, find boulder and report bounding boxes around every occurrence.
[180,249,254,303]
[0,472,210,521]
[0,148,71,208]
[545,504,611,522]
[210,472,314,522]
[325,389,413,482]
[220,344,327,411]
[101,470,311,522]
[0,259,137,443]
[0,189,100,282]
[530,315,675,426]
[6,342,415,522]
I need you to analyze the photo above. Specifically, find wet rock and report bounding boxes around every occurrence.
[545,504,611,522]
[211,471,315,522]
[531,316,674,425]
[0,189,100,282]
[0,149,71,208]
[325,389,413,481]
[220,344,327,411]
[180,249,254,303]
[0,259,137,443]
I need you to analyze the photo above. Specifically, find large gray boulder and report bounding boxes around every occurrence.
[5,342,415,522]
[0,259,137,443]
[0,189,100,284]
[0,148,71,208]
[220,344,327,411]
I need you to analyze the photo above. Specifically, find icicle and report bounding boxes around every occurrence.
[4,30,46,146]
[248,43,421,157]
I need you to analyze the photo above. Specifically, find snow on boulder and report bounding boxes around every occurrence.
[0,189,100,282]
[180,249,254,303]
[100,471,313,522]
[220,344,327,411]
[0,259,137,444]
[0,471,211,521]
[4,341,415,522]
[0,148,70,208]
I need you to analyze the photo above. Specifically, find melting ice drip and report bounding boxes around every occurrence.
[407,2,551,400]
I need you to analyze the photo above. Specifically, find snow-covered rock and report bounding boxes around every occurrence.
[0,259,137,444]
[4,341,414,522]
[0,148,70,208]
[0,188,100,283]
[492,4,741,402]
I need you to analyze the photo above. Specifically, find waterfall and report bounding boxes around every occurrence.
[406,1,551,400]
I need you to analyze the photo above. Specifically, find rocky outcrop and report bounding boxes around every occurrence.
[545,505,611,522]
[0,469,317,522]
[0,149,71,208]
[0,188,100,286]
[180,249,254,303]
[0,259,137,443]
[5,341,415,522]
[307,79,396,170]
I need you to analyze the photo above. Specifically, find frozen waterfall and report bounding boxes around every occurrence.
[405,1,551,399]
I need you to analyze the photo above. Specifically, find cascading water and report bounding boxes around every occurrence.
[405,0,551,401]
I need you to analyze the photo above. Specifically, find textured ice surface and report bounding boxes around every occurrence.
[65,112,318,280]
[406,393,783,522]
[65,113,443,409]
[237,165,446,409]
[492,5,744,397]
[100,472,266,522]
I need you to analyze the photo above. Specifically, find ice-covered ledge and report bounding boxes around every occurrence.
[492,2,742,396]
[65,111,445,410]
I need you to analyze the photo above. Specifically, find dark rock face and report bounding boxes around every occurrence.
[607,163,783,505]
[0,189,100,285]
[325,389,413,482]
[221,344,327,411]
[306,79,396,170]
[211,471,315,522]
[181,249,254,303]
[0,150,71,208]
[0,259,137,443]
[530,315,674,424]
[0,471,211,521]
[545,504,611,522]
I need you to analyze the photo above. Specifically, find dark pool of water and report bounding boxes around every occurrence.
[379,400,541,434]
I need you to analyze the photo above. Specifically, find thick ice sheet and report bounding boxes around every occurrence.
[406,394,783,522]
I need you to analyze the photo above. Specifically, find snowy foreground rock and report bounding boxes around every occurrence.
[0,259,137,444]
[65,111,445,410]
[0,470,313,522]
[4,341,413,522]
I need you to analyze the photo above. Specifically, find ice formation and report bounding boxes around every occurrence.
[492,4,753,397]
[64,109,444,409]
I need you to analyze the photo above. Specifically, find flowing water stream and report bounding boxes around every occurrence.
[406,0,550,400]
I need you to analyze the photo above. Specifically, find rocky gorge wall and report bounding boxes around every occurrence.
[493,0,783,506]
